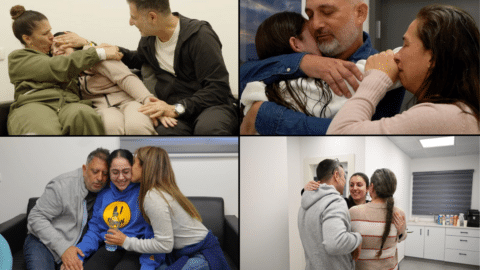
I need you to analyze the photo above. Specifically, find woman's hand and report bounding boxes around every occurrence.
[365,50,399,82]
[158,116,178,128]
[53,32,88,50]
[304,181,320,191]
[139,97,177,118]
[393,212,406,236]
[104,229,127,246]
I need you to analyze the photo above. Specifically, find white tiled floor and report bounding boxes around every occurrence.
[399,257,480,270]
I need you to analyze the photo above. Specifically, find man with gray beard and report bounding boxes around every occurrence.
[240,0,405,135]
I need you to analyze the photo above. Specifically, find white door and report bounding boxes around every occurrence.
[405,225,425,258]
[424,226,446,261]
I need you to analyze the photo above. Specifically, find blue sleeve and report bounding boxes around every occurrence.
[371,87,405,120]
[76,194,107,260]
[139,226,165,270]
[255,87,405,135]
[240,53,306,94]
[139,254,165,270]
[256,102,332,135]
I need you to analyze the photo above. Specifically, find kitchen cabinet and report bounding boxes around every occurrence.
[424,227,446,261]
[405,225,424,258]
[444,228,480,266]
[405,225,445,260]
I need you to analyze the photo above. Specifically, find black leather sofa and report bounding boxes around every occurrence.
[0,196,239,270]
[0,100,12,135]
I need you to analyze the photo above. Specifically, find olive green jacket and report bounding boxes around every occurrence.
[8,48,101,111]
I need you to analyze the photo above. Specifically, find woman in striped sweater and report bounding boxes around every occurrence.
[349,169,407,270]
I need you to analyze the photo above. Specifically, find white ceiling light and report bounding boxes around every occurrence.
[419,136,455,148]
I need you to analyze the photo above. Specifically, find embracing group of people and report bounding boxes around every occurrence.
[24,147,229,270]
[240,0,480,134]
[298,159,406,270]
[8,0,238,135]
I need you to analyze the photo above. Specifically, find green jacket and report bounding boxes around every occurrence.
[8,48,101,111]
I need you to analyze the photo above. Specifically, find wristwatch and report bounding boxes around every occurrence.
[174,103,185,116]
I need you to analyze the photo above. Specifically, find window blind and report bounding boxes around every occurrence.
[119,137,238,154]
[411,170,474,215]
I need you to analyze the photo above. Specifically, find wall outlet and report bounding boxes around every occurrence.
[0,47,5,61]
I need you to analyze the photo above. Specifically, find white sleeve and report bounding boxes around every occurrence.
[240,81,269,115]
[123,192,174,253]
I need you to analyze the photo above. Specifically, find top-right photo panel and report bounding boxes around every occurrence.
[239,0,480,135]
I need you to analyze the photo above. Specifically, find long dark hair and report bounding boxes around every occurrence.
[370,169,397,258]
[11,5,48,45]
[255,11,332,117]
[415,4,479,124]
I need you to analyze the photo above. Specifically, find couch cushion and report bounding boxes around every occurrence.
[187,197,224,247]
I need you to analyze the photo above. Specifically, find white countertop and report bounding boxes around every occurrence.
[407,221,480,230]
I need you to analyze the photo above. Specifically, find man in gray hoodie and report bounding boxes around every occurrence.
[23,148,110,270]
[298,159,362,270]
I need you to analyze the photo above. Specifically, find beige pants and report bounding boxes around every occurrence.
[96,101,157,135]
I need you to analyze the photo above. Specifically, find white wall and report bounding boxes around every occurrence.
[409,154,480,219]
[0,137,119,224]
[169,156,238,217]
[240,137,290,270]
[287,137,304,270]
[0,0,238,102]
[0,137,238,224]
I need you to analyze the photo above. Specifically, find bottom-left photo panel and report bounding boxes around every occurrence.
[0,137,239,270]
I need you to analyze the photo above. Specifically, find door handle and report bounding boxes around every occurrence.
[427,229,429,236]
[420,229,422,235]
[460,239,468,242]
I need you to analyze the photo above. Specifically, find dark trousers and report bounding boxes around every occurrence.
[83,245,140,270]
[24,234,60,270]
[155,104,238,135]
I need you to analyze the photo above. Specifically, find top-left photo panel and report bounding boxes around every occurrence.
[0,0,240,135]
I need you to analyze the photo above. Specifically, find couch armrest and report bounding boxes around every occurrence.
[224,215,239,268]
[0,101,13,135]
[0,214,27,255]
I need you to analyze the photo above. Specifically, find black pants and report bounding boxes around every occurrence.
[83,245,141,270]
[155,104,238,135]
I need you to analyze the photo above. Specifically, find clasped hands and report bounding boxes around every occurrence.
[59,229,128,270]
[140,97,178,128]
[52,32,123,60]
[365,49,399,82]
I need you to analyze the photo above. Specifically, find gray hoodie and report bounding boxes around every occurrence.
[298,183,362,270]
[27,168,88,262]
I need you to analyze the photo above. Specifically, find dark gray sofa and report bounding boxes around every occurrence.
[0,196,239,270]
[0,100,12,135]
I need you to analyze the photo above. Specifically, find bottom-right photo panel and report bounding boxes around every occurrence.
[240,136,480,270]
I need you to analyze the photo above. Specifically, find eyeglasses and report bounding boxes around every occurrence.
[110,169,131,178]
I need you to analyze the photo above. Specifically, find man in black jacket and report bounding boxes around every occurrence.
[119,0,238,135]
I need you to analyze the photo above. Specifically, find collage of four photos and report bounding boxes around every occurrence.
[0,0,479,269]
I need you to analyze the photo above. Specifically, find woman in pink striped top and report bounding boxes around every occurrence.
[350,169,407,270]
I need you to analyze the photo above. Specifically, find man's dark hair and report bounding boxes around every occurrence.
[316,159,341,183]
[86,148,110,166]
[127,0,171,15]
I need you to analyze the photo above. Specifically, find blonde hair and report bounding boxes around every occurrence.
[136,146,202,224]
